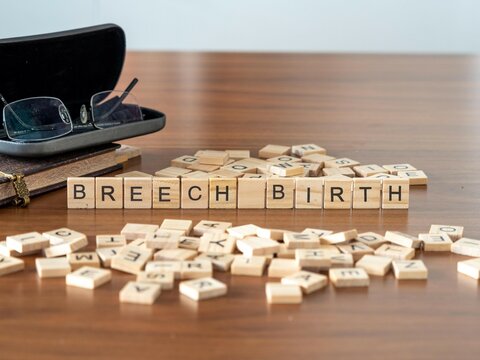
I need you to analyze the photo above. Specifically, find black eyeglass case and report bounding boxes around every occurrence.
[0,24,166,157]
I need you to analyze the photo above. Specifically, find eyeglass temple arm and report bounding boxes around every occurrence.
[0,93,28,129]
[96,78,139,120]
[123,78,138,97]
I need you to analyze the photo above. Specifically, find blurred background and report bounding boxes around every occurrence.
[1,0,479,53]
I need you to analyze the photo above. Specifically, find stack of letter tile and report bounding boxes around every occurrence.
[1,221,479,305]
[67,144,428,210]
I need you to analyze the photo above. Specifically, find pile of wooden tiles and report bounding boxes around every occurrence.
[67,144,428,209]
[1,221,478,305]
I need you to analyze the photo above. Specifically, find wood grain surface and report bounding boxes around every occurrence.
[1,52,480,359]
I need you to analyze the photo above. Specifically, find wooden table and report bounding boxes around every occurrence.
[1,52,480,359]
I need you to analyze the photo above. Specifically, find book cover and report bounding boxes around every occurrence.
[0,143,122,207]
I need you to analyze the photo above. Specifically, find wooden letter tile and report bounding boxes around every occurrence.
[322,167,355,177]
[66,266,112,289]
[329,268,369,287]
[160,219,193,234]
[298,162,322,177]
[397,170,428,186]
[429,224,464,241]
[181,178,209,209]
[171,155,199,168]
[180,260,213,279]
[6,232,49,253]
[267,155,301,164]
[146,261,182,279]
[197,150,229,166]
[67,252,101,270]
[154,166,192,178]
[209,169,244,178]
[355,232,387,249]
[237,236,280,256]
[355,255,392,276]
[221,161,257,174]
[329,253,354,268]
[199,233,236,253]
[120,223,158,241]
[257,228,290,241]
[231,255,267,276]
[374,244,415,260]
[353,164,386,177]
[368,173,399,180]
[180,277,227,301]
[302,228,333,238]
[451,238,480,257]
[323,178,353,209]
[321,229,358,245]
[153,248,197,261]
[284,232,320,249]
[226,150,250,160]
[384,231,421,249]
[337,242,374,261]
[145,230,183,250]
[43,228,86,246]
[291,144,326,157]
[301,153,335,167]
[96,247,123,268]
[193,220,232,236]
[0,256,24,276]
[382,164,417,175]
[187,163,220,172]
[119,281,162,304]
[353,178,381,209]
[281,271,328,294]
[392,260,428,280]
[267,162,304,177]
[276,244,296,259]
[258,145,291,159]
[42,228,88,258]
[266,178,295,209]
[268,258,301,278]
[237,178,266,209]
[96,235,126,248]
[382,178,409,209]
[95,177,123,209]
[111,246,153,274]
[227,224,260,239]
[295,249,331,269]
[209,178,237,209]
[457,258,480,279]
[124,177,152,209]
[178,236,200,250]
[35,257,71,278]
[418,233,452,251]
[295,177,324,209]
[67,177,95,209]
[123,239,151,251]
[152,177,180,209]
[195,253,235,272]
[324,158,360,168]
[137,271,175,289]
[265,283,302,304]
[0,241,34,257]
[127,239,154,257]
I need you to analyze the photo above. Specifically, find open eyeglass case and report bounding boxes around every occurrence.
[0,23,166,157]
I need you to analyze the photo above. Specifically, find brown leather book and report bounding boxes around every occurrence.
[0,143,122,207]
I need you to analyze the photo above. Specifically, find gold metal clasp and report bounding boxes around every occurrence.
[0,171,30,207]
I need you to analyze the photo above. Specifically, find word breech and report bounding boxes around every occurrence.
[67,144,427,210]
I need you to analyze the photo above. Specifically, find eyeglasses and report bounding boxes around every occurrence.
[0,78,143,142]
